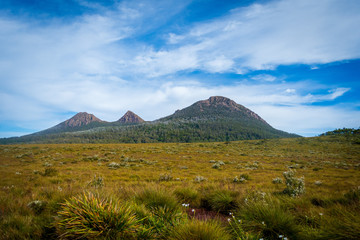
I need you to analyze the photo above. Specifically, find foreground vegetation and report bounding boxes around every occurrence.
[0,133,359,239]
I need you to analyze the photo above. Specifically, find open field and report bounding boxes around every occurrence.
[1,134,360,239]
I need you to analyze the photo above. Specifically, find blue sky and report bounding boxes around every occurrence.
[0,0,359,138]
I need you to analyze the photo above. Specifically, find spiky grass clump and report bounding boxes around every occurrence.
[134,188,187,238]
[319,205,360,240]
[169,220,231,240]
[135,187,179,212]
[201,189,238,214]
[174,187,199,206]
[239,198,301,240]
[56,192,137,239]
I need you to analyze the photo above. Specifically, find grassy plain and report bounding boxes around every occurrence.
[0,134,359,239]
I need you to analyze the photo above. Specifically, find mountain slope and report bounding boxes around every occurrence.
[0,96,300,144]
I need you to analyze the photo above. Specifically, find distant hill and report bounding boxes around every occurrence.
[0,96,300,144]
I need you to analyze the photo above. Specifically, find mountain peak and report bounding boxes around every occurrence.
[161,96,268,125]
[198,96,240,111]
[64,112,103,127]
[117,111,145,124]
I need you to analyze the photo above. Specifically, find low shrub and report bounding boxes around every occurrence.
[283,170,305,197]
[108,162,121,169]
[159,173,173,181]
[272,177,283,184]
[194,176,206,182]
[87,175,104,188]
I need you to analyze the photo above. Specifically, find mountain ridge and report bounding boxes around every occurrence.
[0,96,300,144]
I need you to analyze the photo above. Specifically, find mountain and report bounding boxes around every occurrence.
[160,96,268,124]
[52,112,104,128]
[117,111,145,124]
[33,112,106,135]
[0,96,300,144]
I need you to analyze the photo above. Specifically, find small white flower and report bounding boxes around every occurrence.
[191,209,195,212]
[262,221,265,225]
[284,238,288,240]
[227,218,231,222]
[229,212,233,215]
[319,213,323,216]
[279,235,283,238]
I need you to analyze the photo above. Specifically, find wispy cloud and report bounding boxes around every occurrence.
[132,0,360,76]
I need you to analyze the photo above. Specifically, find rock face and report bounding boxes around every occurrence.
[196,96,240,111]
[62,112,103,128]
[117,111,145,124]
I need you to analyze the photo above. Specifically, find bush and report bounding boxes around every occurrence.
[56,192,137,239]
[159,173,173,181]
[169,220,231,240]
[108,162,121,169]
[194,176,206,182]
[283,170,305,197]
[272,177,283,184]
[87,175,104,188]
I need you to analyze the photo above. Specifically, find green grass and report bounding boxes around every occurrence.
[0,134,359,239]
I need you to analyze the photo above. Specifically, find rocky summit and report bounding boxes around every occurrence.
[117,111,145,124]
[61,112,104,128]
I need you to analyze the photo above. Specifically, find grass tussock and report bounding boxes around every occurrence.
[169,219,232,240]
[56,192,138,239]
[239,198,301,240]
[319,205,360,240]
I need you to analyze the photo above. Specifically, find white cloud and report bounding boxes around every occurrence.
[251,74,277,82]
[285,88,296,94]
[204,55,234,73]
[131,0,360,76]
